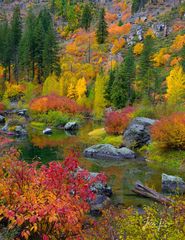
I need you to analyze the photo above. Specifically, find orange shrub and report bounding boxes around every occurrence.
[151,113,185,150]
[105,107,135,135]
[29,94,81,114]
[0,102,5,112]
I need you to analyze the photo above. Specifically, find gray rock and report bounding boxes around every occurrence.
[43,128,52,135]
[90,195,111,216]
[162,173,185,194]
[0,115,5,124]
[2,123,8,131]
[123,117,156,149]
[64,122,79,131]
[84,144,136,160]
[15,125,27,135]
[17,109,27,116]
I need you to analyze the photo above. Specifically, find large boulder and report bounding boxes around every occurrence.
[64,122,79,131]
[162,173,185,194]
[84,144,136,161]
[90,195,111,216]
[123,117,156,149]
[0,115,5,124]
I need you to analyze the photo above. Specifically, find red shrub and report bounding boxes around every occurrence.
[105,107,135,135]
[0,149,106,239]
[29,94,81,114]
[0,102,5,112]
[151,112,185,150]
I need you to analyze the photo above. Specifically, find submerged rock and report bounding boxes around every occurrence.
[43,128,52,135]
[123,117,156,149]
[84,144,136,160]
[162,173,185,194]
[64,122,79,131]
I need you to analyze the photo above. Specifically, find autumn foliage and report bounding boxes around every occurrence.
[0,149,106,239]
[151,112,185,150]
[105,107,135,135]
[0,102,5,112]
[29,95,81,114]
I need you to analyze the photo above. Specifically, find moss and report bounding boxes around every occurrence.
[88,128,106,138]
[30,121,46,129]
[144,143,185,171]
[101,135,122,147]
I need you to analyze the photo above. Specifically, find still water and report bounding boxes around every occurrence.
[17,121,183,207]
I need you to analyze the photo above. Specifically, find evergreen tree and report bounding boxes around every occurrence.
[139,35,154,98]
[110,63,128,109]
[81,4,92,31]
[96,8,108,44]
[34,18,45,83]
[43,23,59,78]
[123,47,136,103]
[11,6,22,82]
[19,10,36,81]
[132,0,148,13]
[104,69,116,102]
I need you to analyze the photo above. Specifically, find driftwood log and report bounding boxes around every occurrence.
[132,181,172,205]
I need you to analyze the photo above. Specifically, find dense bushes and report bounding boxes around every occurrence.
[0,149,106,239]
[105,107,135,135]
[29,95,81,115]
[85,202,185,239]
[151,112,185,150]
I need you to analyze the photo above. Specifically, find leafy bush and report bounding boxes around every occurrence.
[151,112,185,150]
[85,202,185,239]
[105,107,135,135]
[0,102,5,112]
[4,82,25,99]
[29,95,81,115]
[0,149,106,239]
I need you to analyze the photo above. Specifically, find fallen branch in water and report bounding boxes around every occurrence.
[132,181,172,205]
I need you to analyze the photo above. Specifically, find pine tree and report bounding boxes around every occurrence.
[96,8,108,44]
[19,10,36,81]
[81,4,92,31]
[11,6,22,82]
[139,35,154,98]
[123,47,136,103]
[104,69,116,102]
[34,18,45,83]
[43,23,59,78]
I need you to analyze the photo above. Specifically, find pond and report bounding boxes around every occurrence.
[16,120,184,207]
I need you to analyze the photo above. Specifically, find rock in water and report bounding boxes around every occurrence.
[162,173,185,194]
[84,144,136,160]
[15,126,27,136]
[123,117,156,149]
[43,128,52,135]
[64,122,79,131]
[0,115,5,124]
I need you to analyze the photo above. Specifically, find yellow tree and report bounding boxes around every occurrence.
[76,77,87,99]
[93,73,108,119]
[133,43,144,55]
[166,65,185,105]
[67,83,76,99]
[42,73,59,96]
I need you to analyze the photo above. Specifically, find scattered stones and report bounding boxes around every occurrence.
[14,126,27,136]
[64,122,79,131]
[162,173,185,194]
[43,128,52,135]
[123,117,156,149]
[17,109,28,116]
[84,144,136,161]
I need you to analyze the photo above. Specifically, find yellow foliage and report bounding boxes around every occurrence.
[0,66,4,77]
[5,82,25,98]
[111,38,126,55]
[144,28,156,39]
[88,128,106,137]
[171,34,185,52]
[166,65,185,105]
[93,74,108,119]
[153,48,170,67]
[76,77,87,99]
[67,83,76,99]
[133,43,144,55]
[42,73,59,96]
